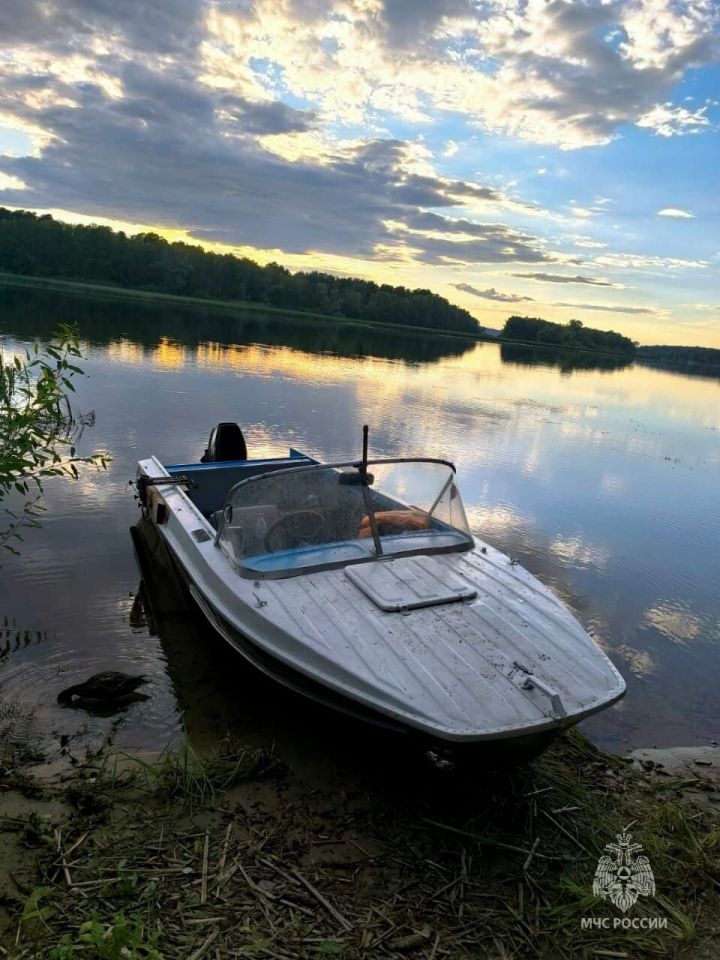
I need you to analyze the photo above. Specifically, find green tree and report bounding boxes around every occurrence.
[0,324,110,555]
[502,314,635,355]
[0,208,480,335]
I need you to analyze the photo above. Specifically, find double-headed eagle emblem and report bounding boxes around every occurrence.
[592,831,655,913]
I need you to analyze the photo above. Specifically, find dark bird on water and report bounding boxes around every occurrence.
[57,671,147,706]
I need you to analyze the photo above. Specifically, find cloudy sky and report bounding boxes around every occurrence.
[0,0,718,346]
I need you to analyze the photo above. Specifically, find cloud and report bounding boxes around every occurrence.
[594,252,708,270]
[216,96,318,135]
[388,210,557,264]
[572,239,608,249]
[200,0,720,149]
[381,0,469,47]
[0,0,202,55]
[388,230,555,266]
[0,0,717,278]
[555,302,660,316]
[512,272,615,286]
[568,206,596,219]
[0,173,28,191]
[453,284,534,303]
[467,0,720,148]
[637,103,711,137]
[657,207,695,218]
[0,65,557,264]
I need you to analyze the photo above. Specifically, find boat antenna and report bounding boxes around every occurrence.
[361,424,369,481]
[359,424,383,557]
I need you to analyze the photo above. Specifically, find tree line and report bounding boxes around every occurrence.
[0,284,476,366]
[638,344,720,366]
[0,208,479,334]
[501,315,636,355]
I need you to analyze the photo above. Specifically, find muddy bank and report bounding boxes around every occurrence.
[2,731,720,959]
[629,745,720,781]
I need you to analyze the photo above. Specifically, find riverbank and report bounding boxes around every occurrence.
[0,273,486,345]
[2,729,719,959]
[4,273,694,375]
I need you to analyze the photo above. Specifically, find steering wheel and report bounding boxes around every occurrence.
[264,510,329,552]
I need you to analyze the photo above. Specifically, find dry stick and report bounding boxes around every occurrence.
[347,837,372,858]
[278,897,316,919]
[291,867,352,932]
[428,932,440,960]
[236,860,277,932]
[426,875,464,903]
[260,856,350,931]
[523,837,541,873]
[420,818,559,860]
[187,928,219,960]
[541,810,592,856]
[63,831,89,859]
[156,822,165,856]
[216,859,241,892]
[55,828,73,887]
[200,830,210,904]
[215,823,233,899]
[368,922,399,950]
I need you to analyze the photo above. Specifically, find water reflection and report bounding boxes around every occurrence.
[0,283,719,756]
[0,284,476,365]
[500,341,635,374]
[638,357,720,382]
[642,603,705,645]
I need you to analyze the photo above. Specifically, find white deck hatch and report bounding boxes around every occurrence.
[344,555,477,611]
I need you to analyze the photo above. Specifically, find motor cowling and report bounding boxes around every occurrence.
[201,423,248,463]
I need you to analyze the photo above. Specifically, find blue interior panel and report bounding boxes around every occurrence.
[166,450,317,515]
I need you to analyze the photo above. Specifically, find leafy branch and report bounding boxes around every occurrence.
[0,323,111,554]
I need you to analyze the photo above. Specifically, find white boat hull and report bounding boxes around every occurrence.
[137,456,625,745]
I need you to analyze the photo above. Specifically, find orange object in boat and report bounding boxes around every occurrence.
[357,509,430,538]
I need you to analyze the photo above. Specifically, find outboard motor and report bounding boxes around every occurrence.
[201,423,248,463]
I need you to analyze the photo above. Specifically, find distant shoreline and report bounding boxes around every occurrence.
[0,272,632,360]
[2,272,716,373]
[0,271,490,344]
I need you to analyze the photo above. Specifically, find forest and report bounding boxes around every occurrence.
[501,314,637,355]
[0,208,479,334]
[639,344,720,366]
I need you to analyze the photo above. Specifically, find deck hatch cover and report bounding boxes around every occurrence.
[344,555,477,612]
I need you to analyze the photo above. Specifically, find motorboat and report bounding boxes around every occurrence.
[134,424,625,756]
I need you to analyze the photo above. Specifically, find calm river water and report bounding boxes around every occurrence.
[1,283,718,766]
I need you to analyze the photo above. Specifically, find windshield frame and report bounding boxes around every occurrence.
[214,457,472,577]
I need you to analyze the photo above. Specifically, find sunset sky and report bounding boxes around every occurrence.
[0,0,718,346]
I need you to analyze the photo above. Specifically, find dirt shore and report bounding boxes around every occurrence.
[2,726,720,960]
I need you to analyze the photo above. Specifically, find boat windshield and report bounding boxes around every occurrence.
[216,459,473,578]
